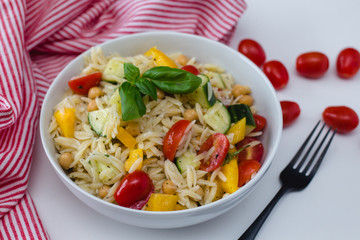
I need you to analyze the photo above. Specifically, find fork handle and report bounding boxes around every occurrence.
[239,186,289,240]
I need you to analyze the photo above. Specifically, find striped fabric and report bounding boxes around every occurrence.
[0,0,246,239]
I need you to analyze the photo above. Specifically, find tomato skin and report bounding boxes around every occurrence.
[296,52,329,78]
[238,39,266,67]
[199,133,230,172]
[323,106,359,133]
[238,160,261,187]
[114,170,154,209]
[253,114,267,132]
[181,65,200,75]
[336,48,360,79]
[262,61,289,90]
[163,120,191,161]
[280,101,301,127]
[236,137,264,163]
[68,72,102,95]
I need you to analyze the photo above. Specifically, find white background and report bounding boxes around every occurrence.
[29,0,360,239]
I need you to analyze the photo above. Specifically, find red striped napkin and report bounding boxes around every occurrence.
[0,0,246,239]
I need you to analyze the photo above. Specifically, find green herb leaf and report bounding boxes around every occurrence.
[134,78,157,100]
[143,66,201,94]
[223,145,250,165]
[119,81,146,121]
[124,63,140,82]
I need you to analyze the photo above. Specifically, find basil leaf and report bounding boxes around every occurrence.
[124,63,140,82]
[119,81,146,121]
[143,66,201,94]
[135,78,157,100]
[223,145,250,165]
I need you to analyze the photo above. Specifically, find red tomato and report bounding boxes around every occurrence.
[263,61,289,90]
[296,52,329,78]
[236,137,264,163]
[238,160,261,187]
[280,101,301,127]
[199,133,230,172]
[114,170,154,209]
[238,39,266,67]
[336,48,360,79]
[68,72,102,95]
[163,120,191,161]
[181,65,200,75]
[323,106,359,133]
[253,114,267,132]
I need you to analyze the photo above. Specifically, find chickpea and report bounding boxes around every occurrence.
[125,121,141,137]
[87,99,98,112]
[162,180,177,195]
[183,109,198,121]
[238,95,254,106]
[98,185,110,198]
[156,88,165,100]
[58,152,73,170]
[88,87,103,99]
[231,84,251,97]
[176,54,189,65]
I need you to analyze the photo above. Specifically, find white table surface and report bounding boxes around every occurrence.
[28,0,360,239]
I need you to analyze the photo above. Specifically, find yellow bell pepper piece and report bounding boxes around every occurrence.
[227,117,246,145]
[116,127,136,149]
[145,193,178,211]
[54,108,76,138]
[144,46,177,68]
[124,148,143,172]
[175,204,187,211]
[213,179,225,202]
[219,158,239,194]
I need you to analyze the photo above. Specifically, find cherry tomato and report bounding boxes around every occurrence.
[238,160,261,187]
[181,65,200,75]
[163,120,191,161]
[68,72,102,95]
[262,61,289,90]
[296,52,329,78]
[236,137,264,163]
[253,114,267,132]
[238,39,266,67]
[336,48,360,79]
[199,133,230,172]
[114,170,154,209]
[280,101,301,127]
[323,106,359,133]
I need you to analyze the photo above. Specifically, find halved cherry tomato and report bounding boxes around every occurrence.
[238,39,266,67]
[336,48,360,79]
[253,114,267,132]
[114,170,154,209]
[163,120,191,161]
[238,160,261,187]
[262,60,289,90]
[296,52,329,78]
[323,106,359,133]
[280,101,301,127]
[68,72,102,95]
[181,65,200,75]
[199,133,230,172]
[236,137,264,163]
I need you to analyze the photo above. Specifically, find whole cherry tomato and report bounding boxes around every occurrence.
[280,101,301,127]
[296,52,329,78]
[236,137,264,163]
[253,114,267,132]
[238,160,261,187]
[114,170,154,209]
[263,61,289,90]
[181,65,200,75]
[323,106,359,133]
[163,120,191,161]
[238,39,266,67]
[199,133,230,172]
[336,48,360,79]
[68,72,102,95]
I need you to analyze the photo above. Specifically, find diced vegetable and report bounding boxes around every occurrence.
[144,46,177,68]
[163,120,192,161]
[219,158,239,194]
[227,104,256,135]
[227,117,246,145]
[95,161,120,183]
[213,179,224,202]
[68,72,102,95]
[117,127,136,149]
[175,151,200,173]
[124,149,143,172]
[109,88,122,112]
[175,204,187,211]
[203,101,231,133]
[102,58,125,83]
[207,72,226,89]
[54,108,76,138]
[88,108,111,136]
[184,74,216,108]
[145,193,178,211]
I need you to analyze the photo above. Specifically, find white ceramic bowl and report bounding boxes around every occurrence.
[40,31,282,229]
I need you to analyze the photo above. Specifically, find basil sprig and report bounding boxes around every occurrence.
[223,145,250,165]
[118,63,201,121]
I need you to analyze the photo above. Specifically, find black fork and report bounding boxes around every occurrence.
[239,121,336,240]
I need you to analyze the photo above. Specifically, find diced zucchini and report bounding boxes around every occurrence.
[207,72,226,89]
[175,151,200,173]
[184,74,216,108]
[227,104,256,135]
[109,88,121,113]
[95,161,120,183]
[203,101,231,133]
[102,58,125,83]
[88,108,111,136]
